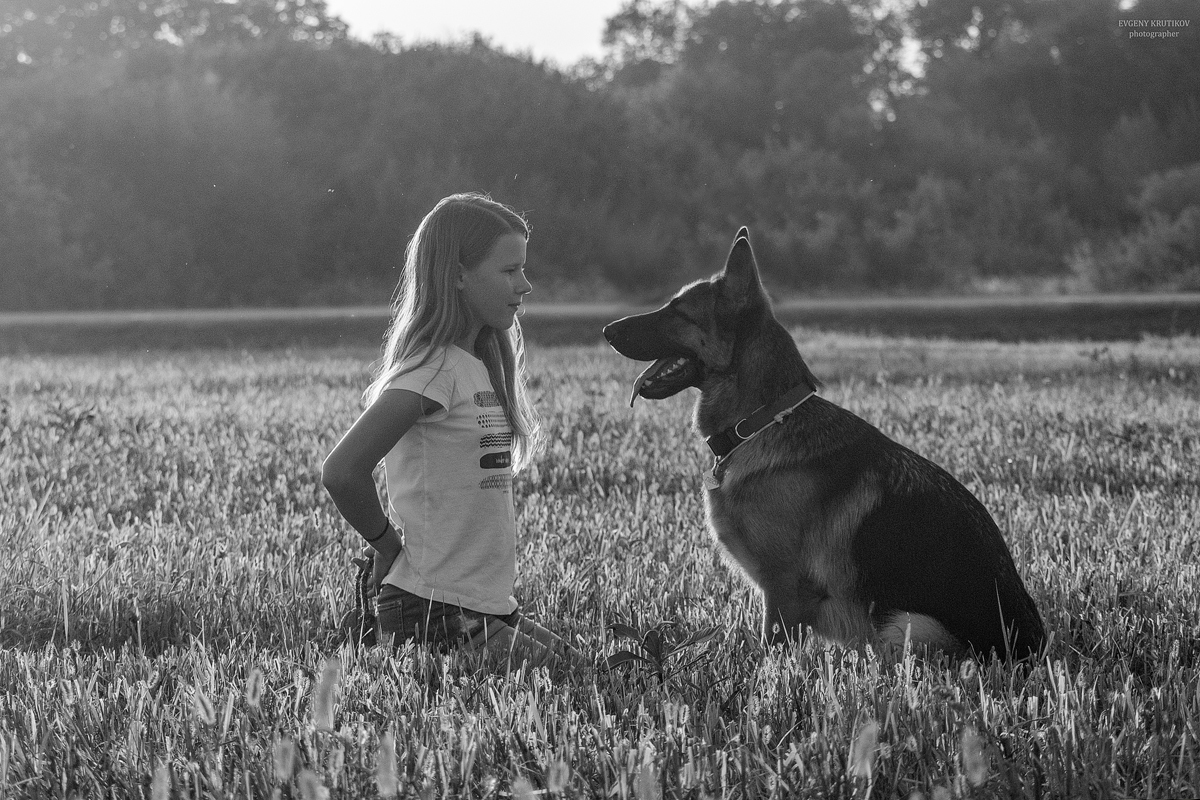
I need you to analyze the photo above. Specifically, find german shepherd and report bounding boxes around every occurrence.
[603,229,1045,660]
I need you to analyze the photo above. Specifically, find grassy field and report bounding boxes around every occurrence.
[2,330,1199,798]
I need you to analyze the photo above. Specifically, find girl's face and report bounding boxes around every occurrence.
[459,232,531,332]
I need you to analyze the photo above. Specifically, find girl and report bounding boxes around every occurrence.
[322,192,580,667]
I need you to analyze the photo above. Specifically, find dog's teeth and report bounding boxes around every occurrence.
[630,357,673,406]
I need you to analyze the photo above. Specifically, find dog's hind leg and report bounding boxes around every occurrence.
[812,595,875,648]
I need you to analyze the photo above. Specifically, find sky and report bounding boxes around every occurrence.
[323,0,629,68]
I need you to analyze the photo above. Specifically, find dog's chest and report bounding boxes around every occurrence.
[703,490,758,573]
[702,463,872,599]
[702,475,811,584]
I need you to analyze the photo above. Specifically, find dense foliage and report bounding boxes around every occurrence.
[1,0,1198,309]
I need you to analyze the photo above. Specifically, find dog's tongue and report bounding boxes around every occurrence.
[629,358,673,407]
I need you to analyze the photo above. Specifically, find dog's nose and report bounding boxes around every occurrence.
[601,322,616,344]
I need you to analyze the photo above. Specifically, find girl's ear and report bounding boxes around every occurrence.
[456,262,466,289]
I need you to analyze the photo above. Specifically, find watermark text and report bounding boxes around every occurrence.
[1119,18,1190,39]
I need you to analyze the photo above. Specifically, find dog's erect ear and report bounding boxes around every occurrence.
[735,226,749,242]
[721,229,764,302]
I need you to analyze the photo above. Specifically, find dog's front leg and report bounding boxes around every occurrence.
[760,575,823,647]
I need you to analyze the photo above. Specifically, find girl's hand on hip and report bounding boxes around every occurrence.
[368,548,399,596]
[359,527,402,597]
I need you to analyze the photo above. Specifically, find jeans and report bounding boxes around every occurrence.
[376,584,520,650]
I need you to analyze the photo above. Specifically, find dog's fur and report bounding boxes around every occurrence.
[603,230,1045,659]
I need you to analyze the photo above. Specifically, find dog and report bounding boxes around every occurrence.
[603,229,1045,660]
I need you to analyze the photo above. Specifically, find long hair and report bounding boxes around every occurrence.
[364,193,542,470]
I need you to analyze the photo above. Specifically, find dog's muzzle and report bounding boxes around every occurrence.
[603,316,703,406]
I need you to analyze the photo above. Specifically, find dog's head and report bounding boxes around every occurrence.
[603,227,769,405]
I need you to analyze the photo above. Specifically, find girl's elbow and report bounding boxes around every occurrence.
[321,456,351,493]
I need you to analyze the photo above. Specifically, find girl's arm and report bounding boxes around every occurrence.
[322,390,442,562]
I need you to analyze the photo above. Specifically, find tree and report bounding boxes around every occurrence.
[0,0,347,73]
[0,126,89,309]
[3,54,313,306]
[604,0,690,61]
[911,0,1039,59]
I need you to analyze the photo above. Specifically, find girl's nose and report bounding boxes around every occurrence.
[517,274,533,295]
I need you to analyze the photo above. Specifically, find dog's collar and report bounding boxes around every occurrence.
[705,383,817,459]
[702,383,817,490]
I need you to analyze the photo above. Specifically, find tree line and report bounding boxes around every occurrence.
[1,0,1198,310]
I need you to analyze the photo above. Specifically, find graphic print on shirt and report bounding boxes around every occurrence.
[474,390,512,492]
[479,432,512,449]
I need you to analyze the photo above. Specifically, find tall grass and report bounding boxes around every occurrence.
[1,332,1198,797]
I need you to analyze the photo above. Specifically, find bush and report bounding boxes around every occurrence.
[1137,162,1200,218]
[1076,206,1200,291]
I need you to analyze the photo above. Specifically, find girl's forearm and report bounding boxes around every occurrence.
[322,390,424,556]
[324,474,402,555]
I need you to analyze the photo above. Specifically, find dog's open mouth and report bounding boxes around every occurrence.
[629,355,701,406]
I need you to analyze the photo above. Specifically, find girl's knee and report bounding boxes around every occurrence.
[481,618,586,670]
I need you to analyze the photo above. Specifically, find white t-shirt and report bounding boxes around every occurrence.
[380,345,518,614]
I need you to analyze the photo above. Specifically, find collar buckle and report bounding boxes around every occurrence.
[703,384,817,481]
